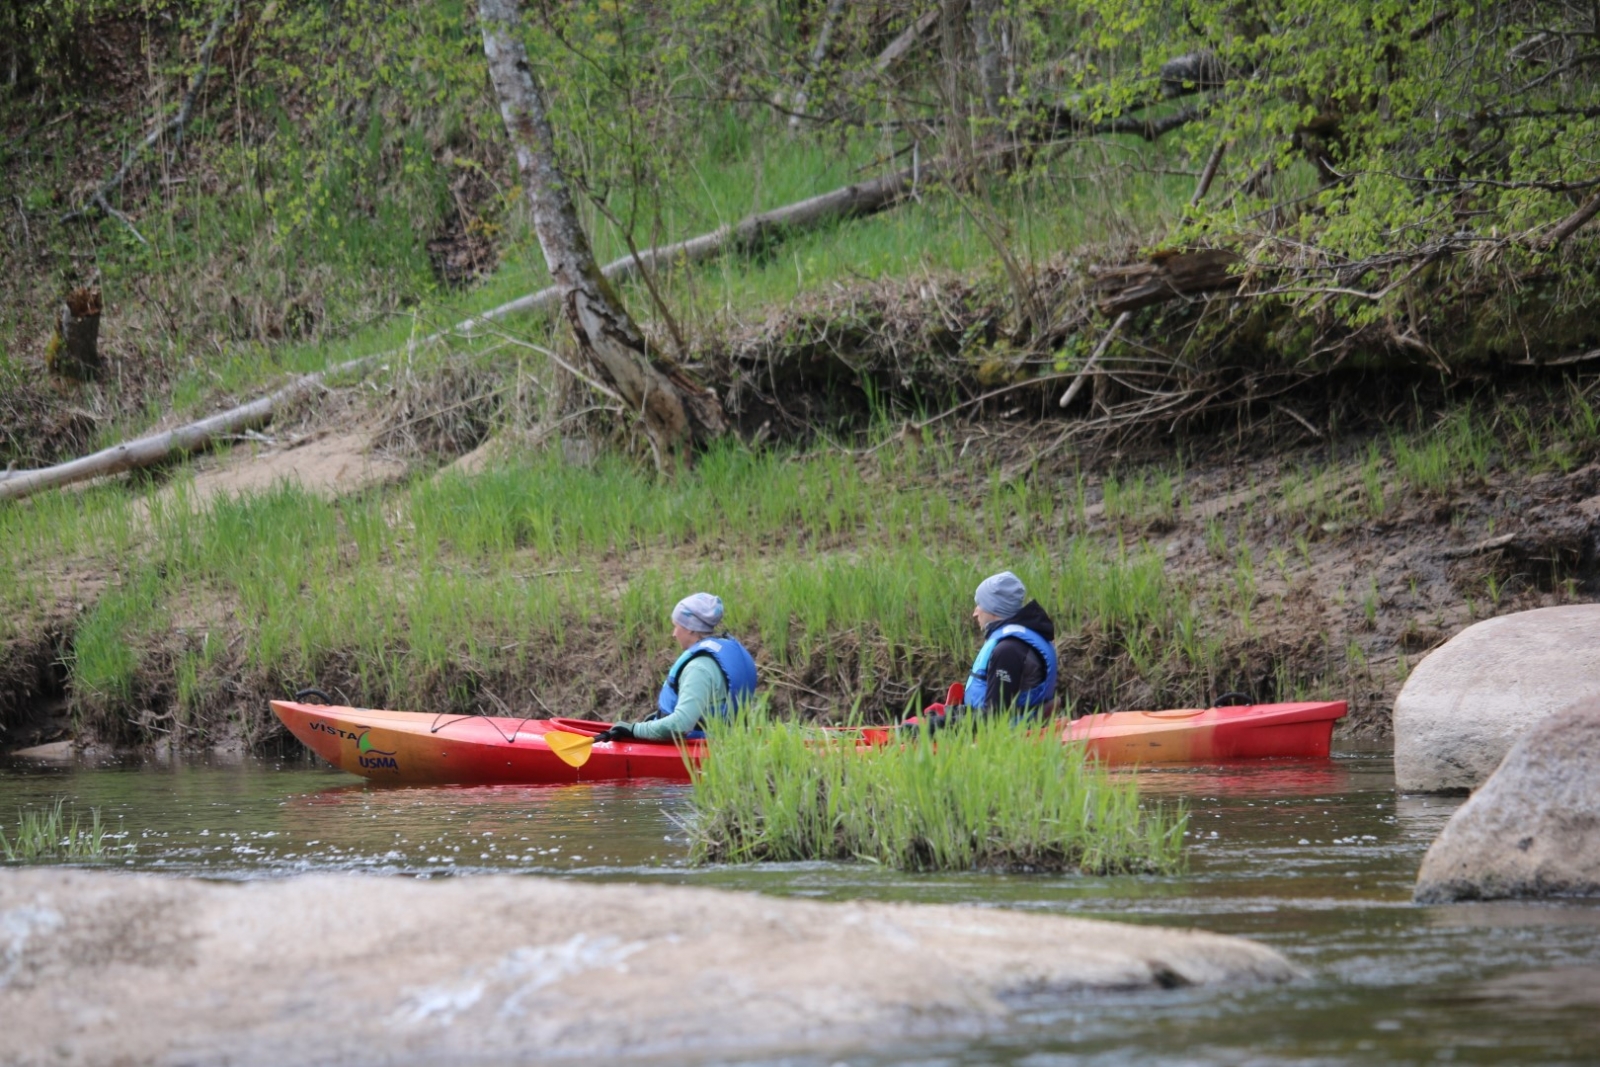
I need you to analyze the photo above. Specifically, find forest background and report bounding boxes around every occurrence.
[2,0,1598,751]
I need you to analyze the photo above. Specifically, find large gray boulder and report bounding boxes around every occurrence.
[1394,604,1600,793]
[1415,703,1600,903]
[1,869,1294,1066]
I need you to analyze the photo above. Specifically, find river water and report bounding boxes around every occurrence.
[2,747,1597,1065]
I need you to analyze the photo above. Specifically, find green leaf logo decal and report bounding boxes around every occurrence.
[355,731,396,757]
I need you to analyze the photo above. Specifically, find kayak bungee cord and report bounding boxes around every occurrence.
[292,687,543,745]
[425,711,542,744]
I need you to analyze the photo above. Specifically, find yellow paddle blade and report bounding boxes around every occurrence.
[545,730,595,769]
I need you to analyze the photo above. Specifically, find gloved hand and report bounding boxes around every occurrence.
[593,723,634,743]
[901,712,947,737]
[921,702,946,717]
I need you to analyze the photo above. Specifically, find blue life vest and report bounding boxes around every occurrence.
[652,635,759,737]
[963,624,1058,712]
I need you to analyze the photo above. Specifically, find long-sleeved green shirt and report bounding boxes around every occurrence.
[630,654,727,741]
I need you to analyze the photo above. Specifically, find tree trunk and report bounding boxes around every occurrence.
[477,0,722,459]
[939,0,973,157]
[970,0,1004,122]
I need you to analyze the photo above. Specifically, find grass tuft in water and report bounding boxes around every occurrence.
[0,799,109,861]
[687,711,1187,874]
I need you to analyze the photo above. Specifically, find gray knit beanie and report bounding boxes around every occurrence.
[974,571,1026,618]
[672,592,725,633]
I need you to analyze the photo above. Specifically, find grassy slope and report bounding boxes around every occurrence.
[4,382,1598,751]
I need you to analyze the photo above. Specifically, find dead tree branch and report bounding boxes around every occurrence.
[1091,248,1243,315]
[1540,186,1600,248]
[1058,311,1132,408]
[1190,141,1227,206]
[450,162,930,337]
[873,8,941,74]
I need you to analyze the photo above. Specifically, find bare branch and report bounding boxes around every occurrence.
[93,191,147,246]
[873,8,942,74]
[1540,187,1600,248]
[1190,141,1227,206]
[1059,312,1132,408]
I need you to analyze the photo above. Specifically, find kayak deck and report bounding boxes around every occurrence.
[1062,700,1345,763]
[271,698,1346,785]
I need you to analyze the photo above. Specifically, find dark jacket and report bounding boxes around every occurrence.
[979,599,1057,712]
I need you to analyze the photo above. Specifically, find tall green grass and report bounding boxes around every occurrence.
[13,437,1217,727]
[687,709,1187,873]
[1392,408,1493,496]
[0,799,109,861]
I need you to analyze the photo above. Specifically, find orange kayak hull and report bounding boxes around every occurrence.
[269,702,702,784]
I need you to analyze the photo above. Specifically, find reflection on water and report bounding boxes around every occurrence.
[2,749,1598,1065]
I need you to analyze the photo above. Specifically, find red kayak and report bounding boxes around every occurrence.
[271,698,1346,785]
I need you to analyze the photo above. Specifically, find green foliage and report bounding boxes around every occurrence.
[6,0,1600,405]
[687,707,1188,873]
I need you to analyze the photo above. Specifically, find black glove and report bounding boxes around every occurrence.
[593,723,634,743]
[900,713,946,738]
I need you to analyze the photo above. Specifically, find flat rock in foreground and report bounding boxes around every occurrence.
[1393,604,1600,793]
[1415,703,1600,904]
[1,869,1296,1065]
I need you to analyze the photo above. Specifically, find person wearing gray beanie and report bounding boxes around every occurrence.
[591,592,760,744]
[913,571,1061,728]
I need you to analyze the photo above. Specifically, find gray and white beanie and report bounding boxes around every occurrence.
[672,592,725,633]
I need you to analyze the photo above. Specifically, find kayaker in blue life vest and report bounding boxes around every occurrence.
[591,592,759,743]
[917,570,1059,729]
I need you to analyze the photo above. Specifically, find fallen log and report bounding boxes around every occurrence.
[1,163,930,503]
[1091,247,1243,315]
[0,353,367,502]
[449,161,926,337]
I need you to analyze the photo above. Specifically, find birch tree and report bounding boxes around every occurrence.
[477,0,724,461]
